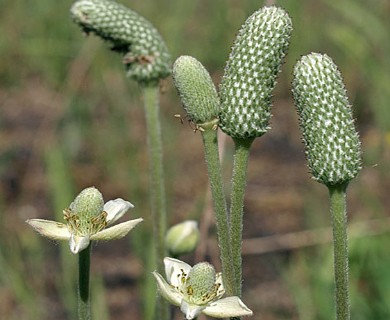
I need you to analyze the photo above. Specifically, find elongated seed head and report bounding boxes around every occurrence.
[292,53,362,186]
[173,56,220,125]
[219,6,292,139]
[71,0,171,84]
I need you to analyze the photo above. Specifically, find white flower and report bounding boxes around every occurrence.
[153,257,253,319]
[26,187,142,254]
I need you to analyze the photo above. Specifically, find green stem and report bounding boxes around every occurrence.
[230,137,254,298]
[78,244,91,320]
[201,128,235,296]
[328,183,350,320]
[45,147,77,318]
[141,84,169,320]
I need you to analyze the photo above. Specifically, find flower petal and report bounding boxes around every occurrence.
[180,300,206,320]
[203,296,253,318]
[70,234,90,254]
[104,198,134,225]
[215,272,225,298]
[152,271,182,306]
[26,219,71,240]
[90,218,143,241]
[164,257,192,287]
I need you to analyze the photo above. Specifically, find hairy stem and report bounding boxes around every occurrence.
[201,128,235,296]
[141,84,169,320]
[78,245,91,320]
[329,183,350,320]
[230,137,254,298]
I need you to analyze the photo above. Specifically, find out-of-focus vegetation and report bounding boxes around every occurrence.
[0,0,389,319]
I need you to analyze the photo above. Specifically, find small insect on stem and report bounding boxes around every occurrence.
[174,114,184,125]
[192,124,205,133]
[160,79,169,94]
[123,53,155,65]
[173,114,205,133]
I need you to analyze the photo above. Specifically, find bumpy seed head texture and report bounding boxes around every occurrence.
[71,0,171,85]
[292,53,362,186]
[219,6,292,139]
[173,56,220,125]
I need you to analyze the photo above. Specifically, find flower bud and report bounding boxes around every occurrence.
[292,53,362,185]
[219,6,292,139]
[71,0,171,84]
[165,220,200,257]
[173,56,220,126]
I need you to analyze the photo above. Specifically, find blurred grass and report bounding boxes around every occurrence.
[0,0,389,319]
[287,233,390,320]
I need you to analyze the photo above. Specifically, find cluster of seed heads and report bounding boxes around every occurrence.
[173,6,292,137]
[69,2,362,185]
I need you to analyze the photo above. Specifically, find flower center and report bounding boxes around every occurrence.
[64,187,106,236]
[183,262,221,305]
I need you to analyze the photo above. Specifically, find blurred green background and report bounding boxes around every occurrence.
[0,0,389,319]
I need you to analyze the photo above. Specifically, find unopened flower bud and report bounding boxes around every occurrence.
[166,220,200,257]
[219,6,292,139]
[71,0,171,84]
[173,56,220,127]
[292,53,362,185]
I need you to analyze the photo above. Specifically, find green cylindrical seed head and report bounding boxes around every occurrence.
[292,53,362,186]
[173,56,220,126]
[71,0,171,85]
[219,6,292,139]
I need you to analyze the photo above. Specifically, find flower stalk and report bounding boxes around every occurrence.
[329,183,350,320]
[229,137,254,296]
[201,127,235,296]
[142,84,168,275]
[142,84,170,320]
[78,244,92,320]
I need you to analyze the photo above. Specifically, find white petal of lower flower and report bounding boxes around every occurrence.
[203,296,253,318]
[91,218,143,241]
[180,300,206,320]
[215,272,225,298]
[104,198,134,225]
[26,219,71,240]
[152,271,182,306]
[164,257,192,287]
[70,234,90,254]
